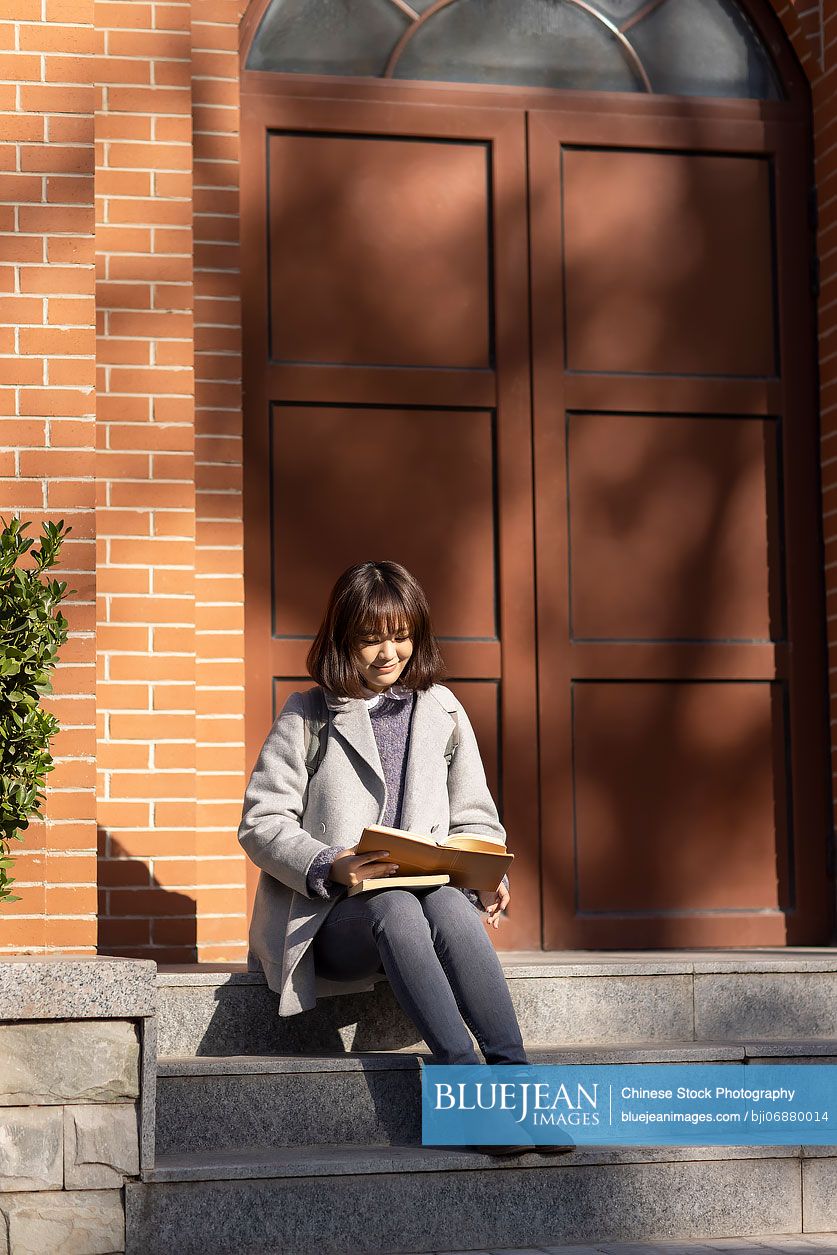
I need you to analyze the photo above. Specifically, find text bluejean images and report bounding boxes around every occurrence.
[421,1064,837,1147]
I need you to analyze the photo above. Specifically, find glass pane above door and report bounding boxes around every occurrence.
[245,0,783,99]
[394,0,638,93]
[246,0,409,78]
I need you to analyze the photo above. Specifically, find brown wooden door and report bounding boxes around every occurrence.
[242,81,832,949]
[528,107,831,946]
[240,93,542,948]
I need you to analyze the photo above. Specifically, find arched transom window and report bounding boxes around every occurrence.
[245,0,782,100]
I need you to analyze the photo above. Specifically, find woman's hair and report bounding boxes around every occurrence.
[306,561,447,698]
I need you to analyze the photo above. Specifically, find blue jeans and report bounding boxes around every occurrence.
[312,884,529,1066]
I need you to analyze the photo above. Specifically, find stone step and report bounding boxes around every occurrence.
[155,951,837,1057]
[154,1040,837,1157]
[126,1142,835,1255]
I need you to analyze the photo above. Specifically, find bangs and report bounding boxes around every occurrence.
[354,590,415,640]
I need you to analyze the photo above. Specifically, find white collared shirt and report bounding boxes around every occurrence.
[359,681,413,709]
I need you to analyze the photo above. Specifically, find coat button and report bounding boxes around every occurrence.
[319,822,327,833]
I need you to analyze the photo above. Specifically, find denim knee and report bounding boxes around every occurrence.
[420,885,483,927]
[362,887,429,933]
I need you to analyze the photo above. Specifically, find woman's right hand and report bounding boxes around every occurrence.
[328,847,400,887]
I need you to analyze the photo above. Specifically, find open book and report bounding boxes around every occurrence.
[355,823,513,891]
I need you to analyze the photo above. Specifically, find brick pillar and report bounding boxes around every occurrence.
[94,0,199,960]
[191,0,249,961]
[0,0,99,955]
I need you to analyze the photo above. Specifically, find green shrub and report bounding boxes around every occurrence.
[0,517,75,905]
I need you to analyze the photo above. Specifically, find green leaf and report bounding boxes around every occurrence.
[0,516,72,893]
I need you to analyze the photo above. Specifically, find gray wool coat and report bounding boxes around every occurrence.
[238,682,508,1017]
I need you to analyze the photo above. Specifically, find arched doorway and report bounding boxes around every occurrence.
[239,0,832,950]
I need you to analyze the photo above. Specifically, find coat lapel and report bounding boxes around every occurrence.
[322,686,456,829]
[399,688,456,831]
[323,691,385,794]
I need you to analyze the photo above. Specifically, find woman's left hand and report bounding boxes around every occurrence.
[477,881,510,928]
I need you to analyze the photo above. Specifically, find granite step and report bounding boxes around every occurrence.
[154,1040,837,1157]
[358,1237,837,1254]
[125,1141,836,1255]
[155,951,837,1057]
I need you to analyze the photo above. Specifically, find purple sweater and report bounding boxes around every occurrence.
[305,685,507,912]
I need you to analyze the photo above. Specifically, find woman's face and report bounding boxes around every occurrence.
[353,621,414,693]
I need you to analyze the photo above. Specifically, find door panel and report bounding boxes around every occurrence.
[529,109,829,946]
[270,404,498,639]
[562,147,776,376]
[573,681,785,913]
[267,132,492,368]
[242,95,540,947]
[567,413,778,641]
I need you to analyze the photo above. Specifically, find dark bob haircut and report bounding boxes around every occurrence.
[306,561,447,699]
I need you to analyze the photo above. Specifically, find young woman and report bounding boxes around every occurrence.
[239,561,569,1154]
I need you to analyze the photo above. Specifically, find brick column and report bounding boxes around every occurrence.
[191,0,248,961]
[95,0,199,961]
[0,0,99,955]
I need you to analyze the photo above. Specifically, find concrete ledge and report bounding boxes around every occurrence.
[156,1042,837,1072]
[156,950,837,983]
[0,956,156,1021]
[156,1041,753,1077]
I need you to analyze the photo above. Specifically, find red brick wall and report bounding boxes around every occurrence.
[0,0,834,958]
[0,0,249,961]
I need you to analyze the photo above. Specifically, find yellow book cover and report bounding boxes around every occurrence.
[346,873,451,897]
